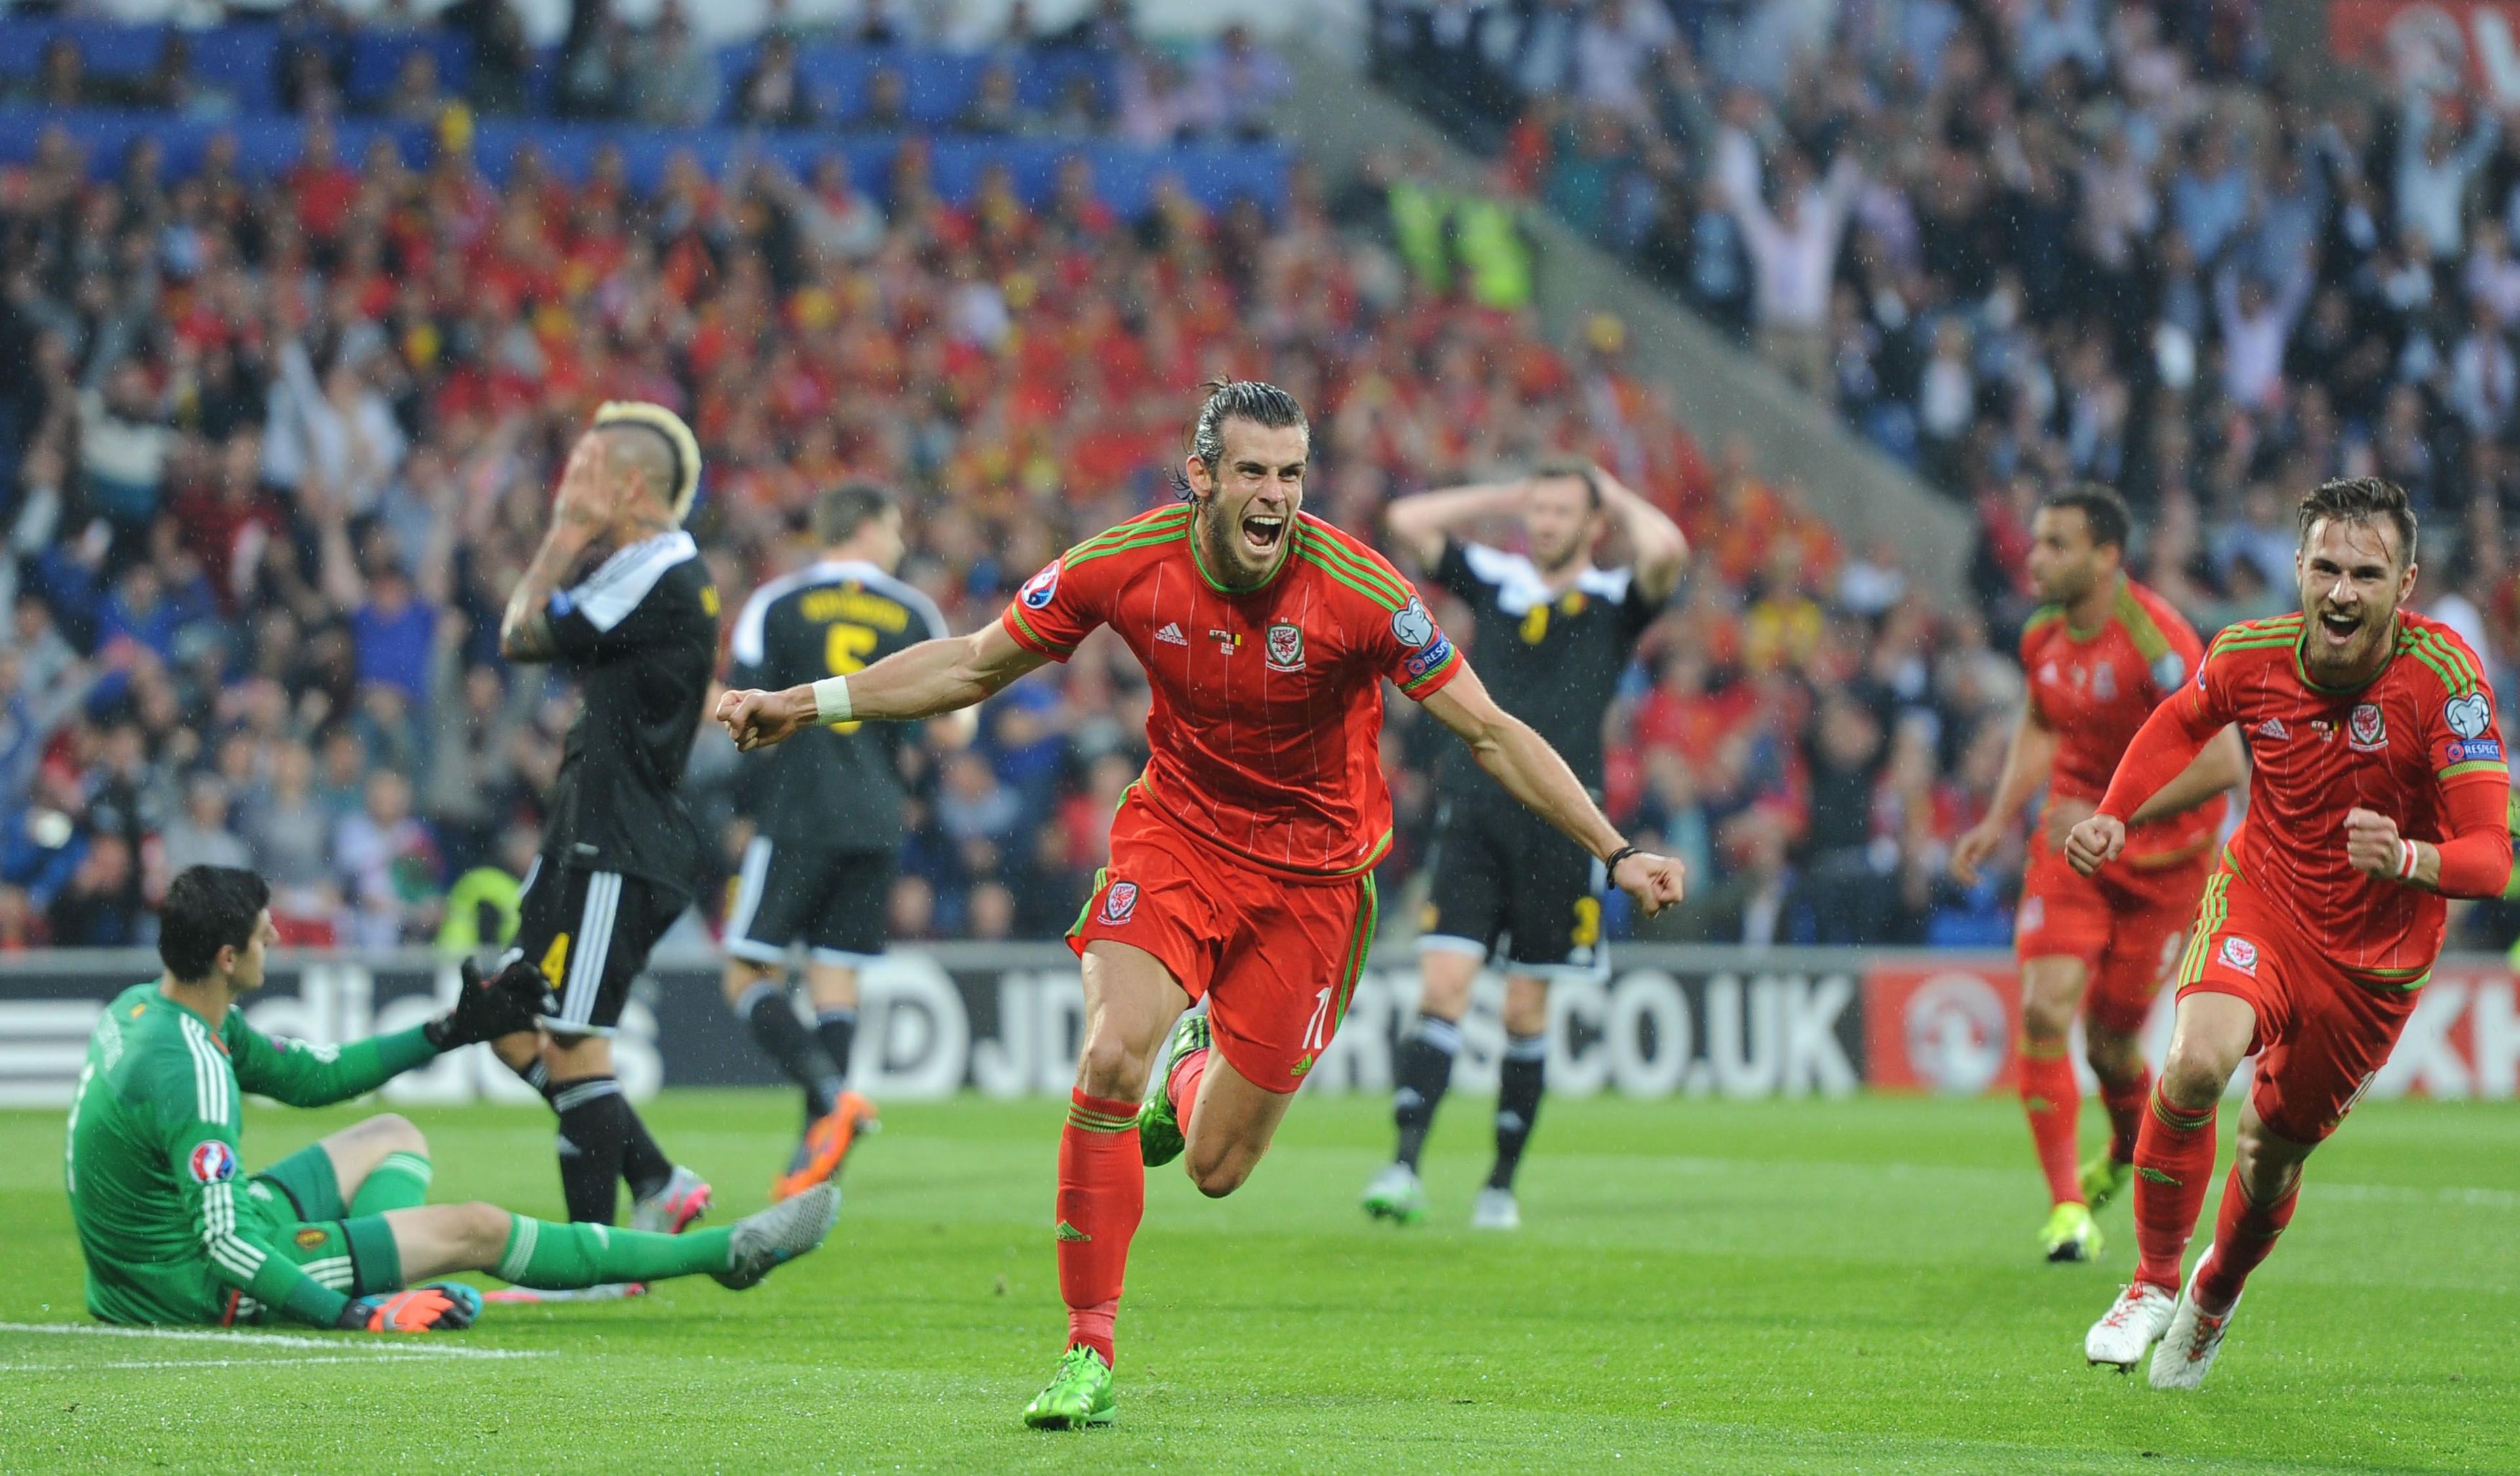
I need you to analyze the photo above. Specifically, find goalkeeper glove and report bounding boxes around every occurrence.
[338,1286,474,1333]
[425,959,556,1051]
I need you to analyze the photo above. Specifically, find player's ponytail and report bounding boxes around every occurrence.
[1173,379,1307,502]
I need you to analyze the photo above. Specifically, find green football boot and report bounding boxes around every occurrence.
[1022,1345,1117,1430]
[1136,1013,1210,1168]
[2080,1152,2134,1213]
[2041,1201,2104,1264]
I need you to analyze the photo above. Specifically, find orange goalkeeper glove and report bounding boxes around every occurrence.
[338,1285,477,1332]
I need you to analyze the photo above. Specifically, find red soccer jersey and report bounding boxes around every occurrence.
[2019,578,2224,864]
[2177,609,2506,976]
[999,505,1466,879]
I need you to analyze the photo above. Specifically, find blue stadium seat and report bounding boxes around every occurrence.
[0,106,1290,216]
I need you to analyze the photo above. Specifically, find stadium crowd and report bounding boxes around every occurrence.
[1371,2,2520,664]
[10,3,2508,958]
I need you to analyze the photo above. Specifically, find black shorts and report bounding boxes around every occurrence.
[1418,796,1606,976]
[509,857,688,1035]
[724,833,892,967]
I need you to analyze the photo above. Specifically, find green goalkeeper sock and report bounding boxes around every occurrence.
[350,1151,434,1215]
[495,1214,732,1288]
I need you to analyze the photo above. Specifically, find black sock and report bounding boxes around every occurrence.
[550,1076,629,1224]
[1490,1033,1547,1191]
[1391,1013,1461,1173]
[813,1007,858,1095]
[739,980,841,1119]
[616,1100,674,1203]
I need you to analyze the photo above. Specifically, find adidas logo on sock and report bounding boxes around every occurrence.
[1156,622,1188,646]
[1054,1220,1091,1242]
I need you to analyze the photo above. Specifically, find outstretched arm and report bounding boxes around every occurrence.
[1420,662,1685,914]
[1384,479,1528,568]
[717,618,1047,752]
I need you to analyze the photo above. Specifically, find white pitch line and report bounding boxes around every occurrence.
[0,1357,495,1372]
[0,1322,548,1359]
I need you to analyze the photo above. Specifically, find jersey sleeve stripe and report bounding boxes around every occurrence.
[2408,631,2482,695]
[2400,639,2469,698]
[182,1017,230,1124]
[2114,587,2173,662]
[1303,534,1410,607]
[1001,604,1074,659]
[1300,549,1404,610]
[1066,509,1192,559]
[2440,760,2506,782]
[1065,524,1188,570]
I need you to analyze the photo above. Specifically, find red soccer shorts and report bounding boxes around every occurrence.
[2175,872,2422,1144]
[1070,795,1379,1093]
[2016,835,2210,1035]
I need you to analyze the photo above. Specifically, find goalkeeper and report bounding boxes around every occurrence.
[66,866,837,1332]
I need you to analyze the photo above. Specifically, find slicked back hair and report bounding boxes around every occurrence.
[2298,477,2418,570]
[159,866,269,983]
[1172,379,1308,502]
[812,481,898,547]
[1531,455,1605,511]
[2040,482,2132,555]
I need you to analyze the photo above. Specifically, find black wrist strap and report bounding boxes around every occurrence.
[1603,844,1641,878]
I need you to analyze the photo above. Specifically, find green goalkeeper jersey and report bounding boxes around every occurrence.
[64,982,437,1326]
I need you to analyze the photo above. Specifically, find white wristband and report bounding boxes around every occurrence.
[811,675,854,725]
[2397,839,2420,881]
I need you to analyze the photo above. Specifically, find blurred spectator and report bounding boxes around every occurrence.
[629,5,721,129]
[736,32,819,129]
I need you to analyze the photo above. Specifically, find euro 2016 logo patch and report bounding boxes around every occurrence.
[188,1140,237,1184]
[1099,881,1139,925]
[2217,936,2259,976]
[2349,703,2386,751]
[1391,596,1436,648]
[2446,692,2492,740]
[1265,622,1305,672]
[1020,559,1062,610]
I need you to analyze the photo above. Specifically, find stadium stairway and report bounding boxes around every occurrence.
[1272,45,1970,593]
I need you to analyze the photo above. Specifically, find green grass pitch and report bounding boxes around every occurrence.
[1,1090,2513,1473]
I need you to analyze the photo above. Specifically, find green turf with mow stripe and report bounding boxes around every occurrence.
[1,1092,2513,1472]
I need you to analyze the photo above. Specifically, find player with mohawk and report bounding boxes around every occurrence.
[493,403,724,1246]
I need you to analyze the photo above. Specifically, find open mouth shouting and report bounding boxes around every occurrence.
[1240,511,1288,559]
[2315,607,2362,651]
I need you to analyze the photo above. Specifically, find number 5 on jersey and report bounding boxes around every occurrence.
[823,622,878,732]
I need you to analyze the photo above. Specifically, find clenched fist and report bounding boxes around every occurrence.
[715,686,814,753]
[1611,851,1687,917]
[2063,812,2126,877]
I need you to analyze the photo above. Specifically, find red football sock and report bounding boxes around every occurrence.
[2016,1040,2082,1207]
[1166,1044,1209,1142]
[2099,1066,2152,1165]
[2131,1086,2218,1292]
[1056,1089,1143,1365]
[2193,1166,2299,1314]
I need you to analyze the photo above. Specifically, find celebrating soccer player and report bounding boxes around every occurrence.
[1949,485,2242,1263]
[65,867,838,1330]
[2067,478,2510,1388]
[721,482,967,1199]
[494,403,722,1244]
[1362,461,1686,1231]
[715,381,1686,1429]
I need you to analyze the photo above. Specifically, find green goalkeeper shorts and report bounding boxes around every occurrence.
[249,1142,400,1296]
